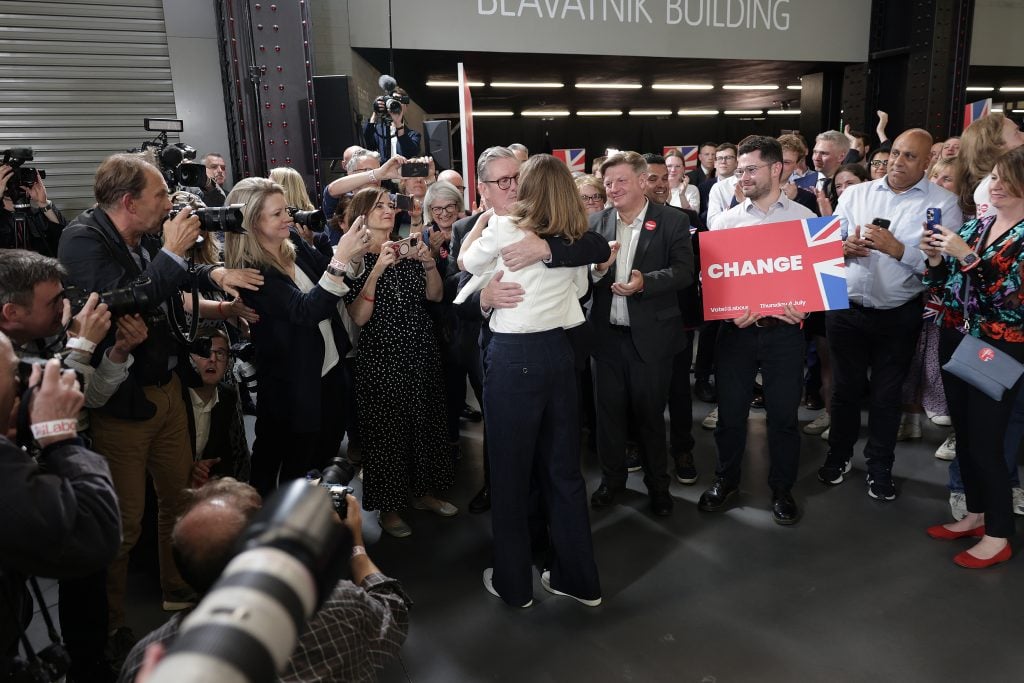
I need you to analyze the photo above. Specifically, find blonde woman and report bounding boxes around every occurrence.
[223,177,369,494]
[268,166,329,254]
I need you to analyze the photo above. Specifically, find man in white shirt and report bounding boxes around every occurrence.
[698,137,814,525]
[818,128,962,501]
[703,144,740,224]
[588,151,694,517]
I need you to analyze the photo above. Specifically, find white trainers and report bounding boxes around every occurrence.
[896,413,922,441]
[483,568,532,608]
[949,492,967,521]
[1014,488,1024,516]
[934,433,956,461]
[701,407,719,430]
[926,409,952,426]
[541,570,602,607]
[803,413,831,435]
[820,427,830,441]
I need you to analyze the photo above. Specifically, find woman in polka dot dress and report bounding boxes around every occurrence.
[344,187,456,537]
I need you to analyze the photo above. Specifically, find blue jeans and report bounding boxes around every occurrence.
[948,373,1024,492]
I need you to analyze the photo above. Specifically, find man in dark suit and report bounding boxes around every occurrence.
[687,142,718,187]
[588,151,694,517]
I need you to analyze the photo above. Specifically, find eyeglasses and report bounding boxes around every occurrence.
[869,160,889,168]
[737,164,770,177]
[715,155,736,163]
[481,174,520,190]
[430,203,459,216]
[580,193,603,203]
[197,349,228,361]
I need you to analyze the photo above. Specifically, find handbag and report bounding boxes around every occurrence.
[940,247,1024,400]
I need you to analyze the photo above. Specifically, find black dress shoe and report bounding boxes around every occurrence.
[694,379,717,403]
[804,394,824,411]
[590,483,624,509]
[650,490,674,517]
[697,478,738,512]
[468,486,491,513]
[771,488,800,525]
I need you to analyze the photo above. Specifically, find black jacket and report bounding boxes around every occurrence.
[0,205,65,256]
[0,436,120,673]
[58,207,221,420]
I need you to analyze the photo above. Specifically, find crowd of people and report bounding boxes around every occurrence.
[3,100,1024,680]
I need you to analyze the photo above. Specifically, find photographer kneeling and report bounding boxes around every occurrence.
[57,154,264,660]
[116,478,410,683]
[0,333,121,679]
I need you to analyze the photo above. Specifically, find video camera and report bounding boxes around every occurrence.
[373,75,409,126]
[2,147,46,210]
[144,480,352,683]
[127,118,208,190]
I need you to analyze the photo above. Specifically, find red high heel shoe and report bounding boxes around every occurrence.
[953,544,1012,569]
[926,524,985,540]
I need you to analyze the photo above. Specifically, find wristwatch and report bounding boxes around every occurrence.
[960,252,979,269]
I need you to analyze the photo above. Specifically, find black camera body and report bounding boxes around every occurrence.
[373,74,409,126]
[6,641,70,683]
[314,457,356,517]
[167,203,246,234]
[64,280,156,320]
[2,147,47,209]
[288,206,325,231]
[128,121,207,190]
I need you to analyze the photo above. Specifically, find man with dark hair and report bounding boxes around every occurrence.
[117,479,410,683]
[701,143,739,224]
[1,163,65,255]
[688,142,718,186]
[200,153,227,207]
[364,86,421,163]
[698,136,815,525]
[588,151,693,517]
[58,153,261,660]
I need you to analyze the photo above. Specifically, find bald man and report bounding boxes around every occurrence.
[817,129,962,501]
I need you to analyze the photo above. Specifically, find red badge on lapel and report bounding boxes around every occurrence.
[643,220,656,231]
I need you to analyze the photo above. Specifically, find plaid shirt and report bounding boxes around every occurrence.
[118,572,411,683]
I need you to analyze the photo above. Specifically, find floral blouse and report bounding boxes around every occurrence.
[923,215,1024,342]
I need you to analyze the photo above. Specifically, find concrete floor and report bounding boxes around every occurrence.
[31,388,1024,682]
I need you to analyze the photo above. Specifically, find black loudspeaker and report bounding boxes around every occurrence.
[423,119,452,171]
[312,75,360,160]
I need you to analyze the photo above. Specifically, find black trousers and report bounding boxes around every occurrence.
[694,320,720,382]
[939,327,1024,538]
[592,329,673,493]
[484,330,600,606]
[250,363,348,495]
[714,322,805,489]
[826,299,922,477]
[668,331,696,456]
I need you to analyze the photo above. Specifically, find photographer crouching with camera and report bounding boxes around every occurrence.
[116,478,410,683]
[57,153,264,666]
[0,332,121,681]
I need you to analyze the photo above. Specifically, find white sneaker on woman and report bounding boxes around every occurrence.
[934,433,956,461]
[803,413,831,435]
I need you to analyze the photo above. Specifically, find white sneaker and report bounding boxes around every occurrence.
[1014,488,1024,516]
[820,427,830,441]
[926,410,952,426]
[934,433,956,461]
[803,413,831,435]
[949,492,967,521]
[483,568,532,608]
[701,407,719,430]
[896,414,922,441]
[541,570,602,607]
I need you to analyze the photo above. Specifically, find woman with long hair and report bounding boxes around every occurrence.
[343,186,455,538]
[223,177,369,494]
[269,166,330,254]
[957,112,1024,218]
[461,154,601,608]
[922,146,1024,568]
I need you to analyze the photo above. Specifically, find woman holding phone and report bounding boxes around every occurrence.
[921,146,1024,568]
[344,186,455,538]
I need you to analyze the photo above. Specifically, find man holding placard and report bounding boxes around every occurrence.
[698,137,815,525]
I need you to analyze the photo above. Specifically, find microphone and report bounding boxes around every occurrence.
[378,74,398,93]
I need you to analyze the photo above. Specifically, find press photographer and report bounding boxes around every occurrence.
[200,152,228,207]
[56,153,264,663]
[1,148,66,256]
[363,75,421,164]
[0,332,121,681]
[116,479,410,683]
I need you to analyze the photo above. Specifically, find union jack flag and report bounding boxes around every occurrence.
[923,293,944,320]
[963,98,991,132]
[553,148,586,173]
[663,145,699,172]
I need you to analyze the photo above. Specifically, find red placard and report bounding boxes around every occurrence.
[699,216,848,320]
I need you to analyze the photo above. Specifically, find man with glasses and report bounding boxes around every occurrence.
[702,143,740,224]
[699,136,815,525]
[588,151,693,517]
[183,327,250,487]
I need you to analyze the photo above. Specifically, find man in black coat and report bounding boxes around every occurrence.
[588,151,694,517]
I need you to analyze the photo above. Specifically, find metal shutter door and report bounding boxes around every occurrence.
[0,0,178,217]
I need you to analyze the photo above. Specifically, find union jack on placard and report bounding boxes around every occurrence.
[963,98,991,132]
[663,145,699,172]
[802,216,849,311]
[553,148,586,173]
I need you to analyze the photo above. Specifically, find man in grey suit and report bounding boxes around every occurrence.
[588,151,694,517]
